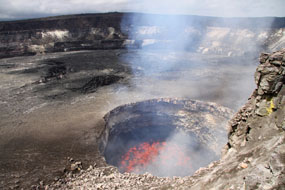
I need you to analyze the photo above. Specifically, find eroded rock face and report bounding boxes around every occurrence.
[223,49,285,189]
[0,13,129,58]
[228,49,285,149]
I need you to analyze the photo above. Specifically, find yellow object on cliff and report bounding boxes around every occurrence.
[266,98,275,115]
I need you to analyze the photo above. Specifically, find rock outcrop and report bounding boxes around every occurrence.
[228,49,285,148]
[47,49,285,189]
[219,49,285,189]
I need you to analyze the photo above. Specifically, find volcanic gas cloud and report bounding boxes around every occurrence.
[120,140,192,175]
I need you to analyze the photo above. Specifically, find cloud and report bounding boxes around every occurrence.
[0,0,129,19]
[127,0,285,17]
[0,0,284,20]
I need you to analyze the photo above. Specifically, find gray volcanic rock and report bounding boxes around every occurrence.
[218,49,285,189]
[47,50,285,189]
[80,75,124,94]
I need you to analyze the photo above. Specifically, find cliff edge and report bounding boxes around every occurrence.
[217,48,285,189]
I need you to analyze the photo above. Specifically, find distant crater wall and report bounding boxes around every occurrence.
[0,13,284,58]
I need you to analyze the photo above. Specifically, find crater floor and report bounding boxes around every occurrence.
[0,50,256,189]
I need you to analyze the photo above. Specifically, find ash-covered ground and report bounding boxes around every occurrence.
[0,49,257,189]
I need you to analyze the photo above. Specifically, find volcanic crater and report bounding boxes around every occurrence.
[1,12,285,189]
[99,98,232,177]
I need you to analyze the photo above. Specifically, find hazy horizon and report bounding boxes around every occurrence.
[0,0,284,21]
[1,11,285,23]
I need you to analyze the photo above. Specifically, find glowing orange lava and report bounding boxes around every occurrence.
[120,141,192,173]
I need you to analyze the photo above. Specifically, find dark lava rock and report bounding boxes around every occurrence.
[81,75,123,93]
[46,65,66,79]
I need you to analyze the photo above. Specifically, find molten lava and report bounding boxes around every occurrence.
[120,141,192,173]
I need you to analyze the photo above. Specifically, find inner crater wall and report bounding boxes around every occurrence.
[99,98,233,176]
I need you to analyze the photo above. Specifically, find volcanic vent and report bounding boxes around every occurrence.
[99,98,232,177]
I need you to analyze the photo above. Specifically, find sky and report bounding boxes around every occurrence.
[0,0,284,20]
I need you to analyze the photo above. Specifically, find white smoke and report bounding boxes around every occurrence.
[116,0,283,110]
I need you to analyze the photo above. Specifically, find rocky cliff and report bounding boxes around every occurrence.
[46,49,285,189]
[0,13,284,58]
[0,13,127,58]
